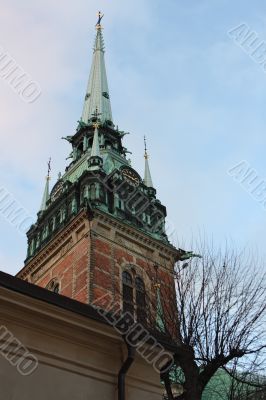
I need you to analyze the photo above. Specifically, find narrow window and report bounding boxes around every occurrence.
[55,210,61,227]
[122,271,134,315]
[46,279,60,294]
[49,218,54,233]
[135,277,146,323]
[53,283,60,294]
[90,184,96,200]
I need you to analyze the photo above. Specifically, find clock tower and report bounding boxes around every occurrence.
[16,14,181,336]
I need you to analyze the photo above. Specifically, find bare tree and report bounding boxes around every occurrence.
[221,357,266,400]
[161,242,266,400]
[202,357,266,400]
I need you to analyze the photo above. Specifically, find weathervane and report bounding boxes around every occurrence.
[47,157,51,179]
[96,11,104,29]
[144,136,148,160]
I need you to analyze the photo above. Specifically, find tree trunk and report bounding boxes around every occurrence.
[176,387,202,400]
[183,387,202,400]
[175,351,202,400]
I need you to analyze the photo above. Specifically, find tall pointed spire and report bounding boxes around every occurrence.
[154,266,166,332]
[81,11,113,125]
[91,123,101,158]
[39,158,51,213]
[88,109,103,170]
[156,286,166,332]
[144,136,154,188]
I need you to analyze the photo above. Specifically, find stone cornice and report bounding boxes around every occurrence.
[17,205,179,280]
[17,210,88,279]
[94,209,179,258]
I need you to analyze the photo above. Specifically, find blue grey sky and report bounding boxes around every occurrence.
[1,0,266,274]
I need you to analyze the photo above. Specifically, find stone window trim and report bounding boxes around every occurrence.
[119,262,151,292]
[45,278,60,294]
[121,266,148,322]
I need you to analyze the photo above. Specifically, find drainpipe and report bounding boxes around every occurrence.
[118,341,135,400]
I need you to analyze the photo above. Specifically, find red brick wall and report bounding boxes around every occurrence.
[90,236,177,334]
[32,232,177,334]
[36,236,89,304]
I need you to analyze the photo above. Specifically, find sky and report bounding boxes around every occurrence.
[1,0,266,275]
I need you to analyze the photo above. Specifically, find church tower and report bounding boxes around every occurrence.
[17,13,181,336]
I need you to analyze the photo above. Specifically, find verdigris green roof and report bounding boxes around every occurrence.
[81,25,112,124]
[144,138,154,188]
[90,125,101,158]
[39,176,50,212]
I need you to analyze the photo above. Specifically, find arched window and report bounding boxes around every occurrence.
[61,207,66,222]
[122,271,134,315]
[136,276,145,291]
[76,141,83,159]
[49,218,54,233]
[71,198,77,214]
[135,277,146,323]
[90,184,96,200]
[82,186,88,202]
[55,210,61,227]
[36,234,40,248]
[83,136,88,151]
[30,239,35,255]
[53,283,60,293]
[105,140,113,150]
[88,137,93,149]
[46,279,60,294]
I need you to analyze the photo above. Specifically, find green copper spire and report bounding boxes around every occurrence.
[81,12,113,125]
[88,112,103,170]
[155,284,166,332]
[91,124,101,158]
[144,136,154,188]
[39,159,51,212]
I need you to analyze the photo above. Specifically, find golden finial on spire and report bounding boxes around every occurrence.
[96,11,104,29]
[92,107,101,129]
[153,264,161,289]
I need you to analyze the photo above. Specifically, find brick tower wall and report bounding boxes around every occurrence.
[17,210,178,336]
